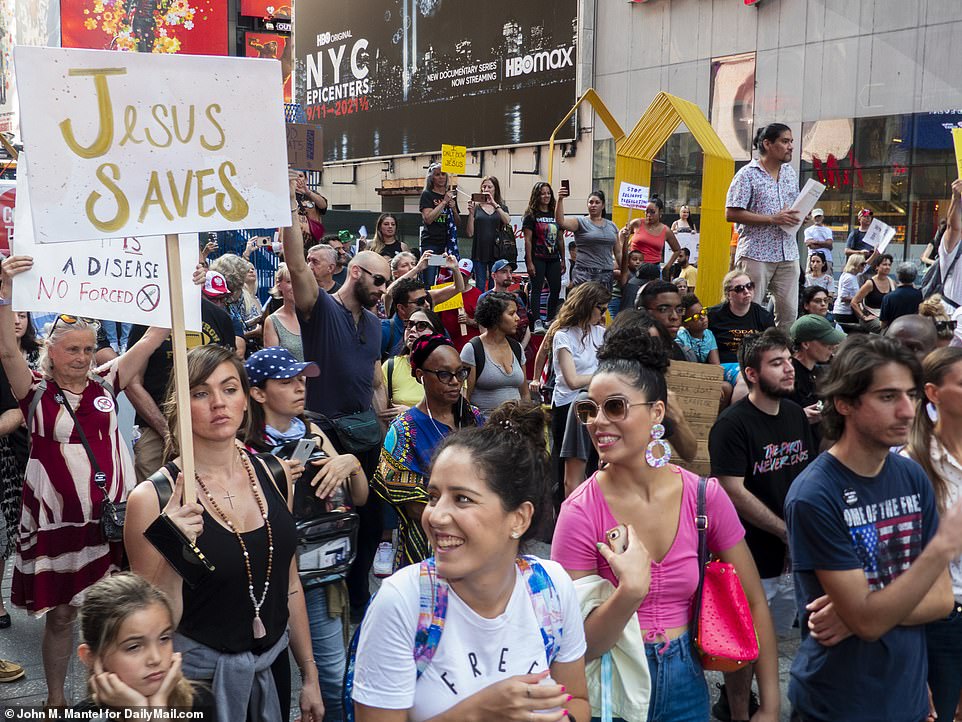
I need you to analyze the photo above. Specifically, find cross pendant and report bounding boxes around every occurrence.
[223,490,236,509]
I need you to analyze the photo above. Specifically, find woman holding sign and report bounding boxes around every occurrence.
[124,344,324,722]
[0,255,170,707]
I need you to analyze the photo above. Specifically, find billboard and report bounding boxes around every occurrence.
[245,31,292,103]
[241,0,289,20]
[294,0,578,162]
[61,0,228,55]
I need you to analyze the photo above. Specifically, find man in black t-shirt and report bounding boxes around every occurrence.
[789,314,844,451]
[709,328,815,722]
[126,298,235,481]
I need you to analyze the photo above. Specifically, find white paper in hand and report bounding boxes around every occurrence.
[779,179,826,237]
[862,218,897,254]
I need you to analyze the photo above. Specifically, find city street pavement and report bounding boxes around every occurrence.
[0,546,799,720]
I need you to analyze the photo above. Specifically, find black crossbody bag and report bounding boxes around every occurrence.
[51,382,125,543]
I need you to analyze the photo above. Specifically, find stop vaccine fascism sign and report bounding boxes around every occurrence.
[13,46,291,244]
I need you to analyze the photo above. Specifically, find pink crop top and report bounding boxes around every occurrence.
[552,467,744,644]
[630,224,668,264]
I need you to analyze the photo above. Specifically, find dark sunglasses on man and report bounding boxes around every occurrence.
[357,266,388,287]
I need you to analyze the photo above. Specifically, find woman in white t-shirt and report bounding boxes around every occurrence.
[546,283,610,504]
[351,402,589,722]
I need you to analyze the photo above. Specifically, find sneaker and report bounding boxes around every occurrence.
[372,541,394,578]
[533,319,547,334]
[0,659,24,683]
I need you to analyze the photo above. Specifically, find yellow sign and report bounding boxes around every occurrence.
[953,128,962,180]
[431,282,464,312]
[441,144,467,174]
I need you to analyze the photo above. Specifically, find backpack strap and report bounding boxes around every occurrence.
[253,451,290,503]
[387,356,396,405]
[469,336,486,377]
[516,555,563,665]
[146,462,182,510]
[413,557,449,678]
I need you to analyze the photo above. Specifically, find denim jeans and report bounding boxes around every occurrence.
[608,296,622,320]
[644,632,710,722]
[304,583,346,721]
[474,261,491,292]
[927,602,962,722]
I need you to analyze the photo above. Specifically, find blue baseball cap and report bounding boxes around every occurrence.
[244,347,320,387]
[492,259,517,273]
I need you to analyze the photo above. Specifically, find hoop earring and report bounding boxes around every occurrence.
[645,423,671,468]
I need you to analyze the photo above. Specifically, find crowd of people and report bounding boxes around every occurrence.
[0,130,962,722]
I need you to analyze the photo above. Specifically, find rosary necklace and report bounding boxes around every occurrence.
[195,451,274,639]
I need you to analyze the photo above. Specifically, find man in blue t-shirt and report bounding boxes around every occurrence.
[785,334,962,722]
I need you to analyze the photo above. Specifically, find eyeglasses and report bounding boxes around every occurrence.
[405,320,433,333]
[405,295,430,307]
[596,304,608,313]
[683,310,707,323]
[575,396,656,424]
[653,304,685,317]
[936,320,958,332]
[726,282,756,294]
[357,266,388,287]
[421,367,471,384]
[51,315,99,333]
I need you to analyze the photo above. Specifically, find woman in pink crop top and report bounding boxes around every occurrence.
[551,323,779,722]
[620,196,682,281]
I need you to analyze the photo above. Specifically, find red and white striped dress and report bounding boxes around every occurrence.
[13,366,134,614]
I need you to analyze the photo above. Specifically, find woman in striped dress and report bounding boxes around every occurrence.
[0,255,169,706]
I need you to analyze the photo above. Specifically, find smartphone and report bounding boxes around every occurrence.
[605,524,629,554]
[471,192,487,203]
[451,184,458,193]
[256,236,271,247]
[291,438,317,466]
[560,179,570,193]
[428,254,447,267]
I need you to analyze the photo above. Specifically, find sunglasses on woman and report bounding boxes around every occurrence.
[726,282,755,294]
[421,367,471,384]
[50,315,99,333]
[936,320,958,332]
[575,395,655,424]
[405,320,433,333]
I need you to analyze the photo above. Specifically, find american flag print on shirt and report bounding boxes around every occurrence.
[844,494,924,590]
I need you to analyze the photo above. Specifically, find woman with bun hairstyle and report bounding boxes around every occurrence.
[371,335,484,573]
[556,187,621,291]
[552,325,779,722]
[621,195,682,282]
[352,401,590,722]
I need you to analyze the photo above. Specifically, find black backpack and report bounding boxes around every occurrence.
[468,336,523,378]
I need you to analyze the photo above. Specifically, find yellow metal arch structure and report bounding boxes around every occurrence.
[547,89,626,184]
[548,89,734,306]
[615,92,734,306]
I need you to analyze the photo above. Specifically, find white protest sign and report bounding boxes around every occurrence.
[13,46,290,244]
[11,161,202,330]
[617,182,650,210]
[862,218,897,254]
[664,232,700,265]
[779,179,825,237]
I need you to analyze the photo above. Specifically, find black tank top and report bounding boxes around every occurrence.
[865,278,889,308]
[178,452,297,654]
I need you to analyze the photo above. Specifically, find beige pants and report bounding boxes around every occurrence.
[737,257,800,331]
[134,425,168,483]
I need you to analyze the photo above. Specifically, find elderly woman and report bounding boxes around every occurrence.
[211,253,262,355]
[461,291,530,414]
[371,334,483,573]
[419,163,460,286]
[0,256,169,706]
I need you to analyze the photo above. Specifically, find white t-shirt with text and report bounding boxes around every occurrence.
[351,558,586,721]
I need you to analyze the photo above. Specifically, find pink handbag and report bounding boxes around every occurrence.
[692,477,760,672]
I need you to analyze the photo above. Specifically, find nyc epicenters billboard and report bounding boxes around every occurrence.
[294,0,577,162]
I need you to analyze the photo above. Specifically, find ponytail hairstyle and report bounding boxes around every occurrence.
[433,401,550,542]
[588,189,607,214]
[753,123,791,155]
[907,347,962,512]
[79,573,194,708]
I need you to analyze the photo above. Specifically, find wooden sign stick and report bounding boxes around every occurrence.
[165,233,196,503]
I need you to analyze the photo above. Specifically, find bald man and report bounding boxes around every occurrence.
[885,314,938,362]
[283,183,390,614]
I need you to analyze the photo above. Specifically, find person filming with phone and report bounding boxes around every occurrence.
[420,163,460,286]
